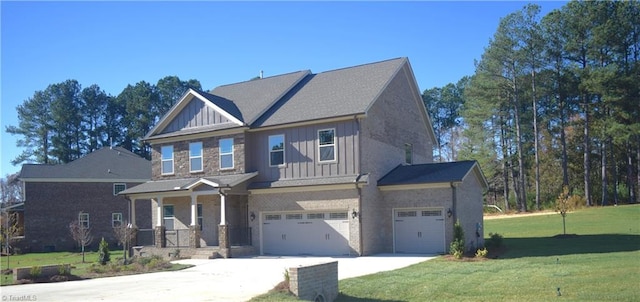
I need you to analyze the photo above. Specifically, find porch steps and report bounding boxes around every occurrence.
[191,248,219,259]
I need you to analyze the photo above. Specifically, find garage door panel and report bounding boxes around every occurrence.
[262,211,349,256]
[394,208,445,254]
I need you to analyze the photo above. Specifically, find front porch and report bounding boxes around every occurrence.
[120,174,258,258]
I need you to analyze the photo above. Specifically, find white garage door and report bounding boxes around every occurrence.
[262,211,350,256]
[394,208,445,254]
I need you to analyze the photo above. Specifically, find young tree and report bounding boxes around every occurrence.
[69,212,94,263]
[113,222,136,264]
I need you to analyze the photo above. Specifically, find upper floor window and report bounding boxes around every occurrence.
[269,134,285,166]
[405,143,413,165]
[318,128,336,162]
[189,142,203,172]
[79,212,90,229]
[161,145,174,175]
[112,213,123,228]
[219,138,234,169]
[113,183,127,196]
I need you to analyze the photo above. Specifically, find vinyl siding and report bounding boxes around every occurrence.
[247,120,360,182]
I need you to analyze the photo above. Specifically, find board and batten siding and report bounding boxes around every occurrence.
[161,97,233,134]
[248,120,360,182]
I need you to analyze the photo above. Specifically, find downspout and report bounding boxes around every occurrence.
[355,115,364,256]
[450,182,457,223]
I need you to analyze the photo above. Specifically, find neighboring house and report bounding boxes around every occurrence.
[18,147,151,252]
[121,57,488,258]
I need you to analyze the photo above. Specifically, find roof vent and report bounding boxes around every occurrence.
[108,169,111,173]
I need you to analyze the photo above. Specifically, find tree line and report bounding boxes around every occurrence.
[424,1,639,211]
[6,76,201,164]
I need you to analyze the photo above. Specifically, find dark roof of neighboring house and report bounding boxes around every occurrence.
[19,147,151,181]
[377,161,488,189]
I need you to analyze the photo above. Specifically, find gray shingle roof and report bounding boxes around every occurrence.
[253,58,407,127]
[19,147,150,181]
[211,70,310,125]
[248,174,368,190]
[377,161,486,187]
[120,173,258,195]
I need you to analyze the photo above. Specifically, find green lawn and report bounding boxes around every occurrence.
[1,249,190,286]
[251,204,640,302]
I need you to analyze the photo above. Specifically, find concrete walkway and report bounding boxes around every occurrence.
[0,254,435,302]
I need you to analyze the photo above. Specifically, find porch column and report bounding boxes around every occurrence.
[218,191,230,258]
[130,198,137,227]
[189,194,201,248]
[154,197,165,248]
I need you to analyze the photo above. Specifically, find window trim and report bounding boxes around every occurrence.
[189,142,204,173]
[161,145,174,175]
[113,183,127,196]
[79,212,90,229]
[268,134,285,167]
[219,138,234,170]
[112,213,123,228]
[163,204,175,230]
[197,204,203,231]
[318,128,337,163]
[405,143,413,165]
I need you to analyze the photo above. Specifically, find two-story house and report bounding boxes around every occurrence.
[18,147,152,252]
[121,57,487,258]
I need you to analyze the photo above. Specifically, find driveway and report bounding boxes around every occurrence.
[0,254,435,302]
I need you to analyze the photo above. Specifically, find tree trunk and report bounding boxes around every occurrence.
[532,69,541,211]
[560,98,570,189]
[514,99,527,212]
[584,101,592,206]
[500,115,510,211]
[601,139,607,206]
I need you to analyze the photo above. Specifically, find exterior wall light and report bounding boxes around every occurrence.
[447,208,453,218]
[351,209,359,219]
[250,212,256,222]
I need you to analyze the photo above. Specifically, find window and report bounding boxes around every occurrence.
[318,129,336,162]
[112,213,123,227]
[79,212,90,228]
[163,205,174,230]
[113,183,127,196]
[197,204,203,231]
[269,135,285,166]
[405,143,413,165]
[219,138,234,169]
[189,142,203,172]
[161,145,174,175]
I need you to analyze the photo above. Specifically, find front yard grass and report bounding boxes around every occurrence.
[0,250,191,286]
[250,204,640,301]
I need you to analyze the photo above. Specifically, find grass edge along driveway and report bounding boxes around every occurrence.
[251,204,640,302]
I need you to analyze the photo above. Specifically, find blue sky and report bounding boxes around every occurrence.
[0,1,566,176]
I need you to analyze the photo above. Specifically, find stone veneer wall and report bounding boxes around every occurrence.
[289,261,338,302]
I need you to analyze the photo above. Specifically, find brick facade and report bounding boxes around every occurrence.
[289,261,338,302]
[151,133,246,181]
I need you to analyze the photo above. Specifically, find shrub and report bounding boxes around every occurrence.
[450,220,465,259]
[57,265,70,276]
[98,237,110,265]
[29,266,42,279]
[475,248,488,258]
[485,232,503,248]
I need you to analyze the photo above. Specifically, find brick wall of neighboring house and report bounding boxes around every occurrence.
[22,182,151,252]
[151,133,246,180]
